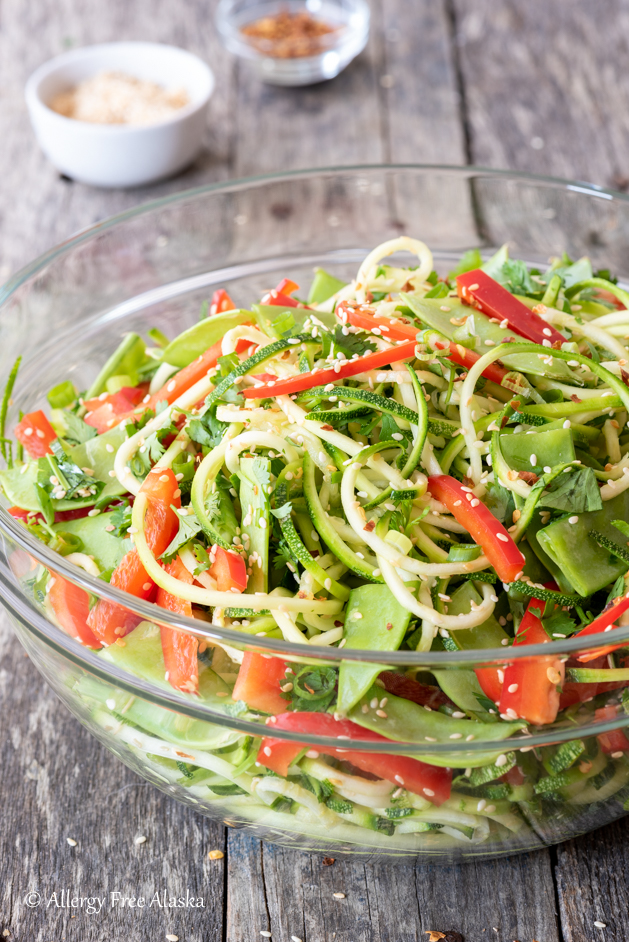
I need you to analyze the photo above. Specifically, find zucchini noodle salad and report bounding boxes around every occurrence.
[2,236,629,852]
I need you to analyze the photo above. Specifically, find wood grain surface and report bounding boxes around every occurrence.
[1,1,628,941]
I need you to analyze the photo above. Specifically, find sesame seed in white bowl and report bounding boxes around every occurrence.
[25,42,215,189]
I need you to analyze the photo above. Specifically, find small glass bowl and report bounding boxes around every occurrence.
[216,0,370,86]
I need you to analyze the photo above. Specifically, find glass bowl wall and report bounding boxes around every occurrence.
[1,166,629,862]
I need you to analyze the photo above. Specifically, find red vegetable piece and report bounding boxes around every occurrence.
[210,288,237,316]
[209,546,248,593]
[84,389,141,433]
[87,468,181,645]
[232,652,288,715]
[14,410,56,458]
[474,666,504,704]
[595,705,629,754]
[378,671,453,710]
[427,475,525,584]
[258,712,452,805]
[574,593,629,663]
[339,301,509,385]
[48,573,102,648]
[157,556,198,695]
[262,278,301,307]
[498,599,565,725]
[241,339,418,399]
[456,269,565,346]
[83,385,145,413]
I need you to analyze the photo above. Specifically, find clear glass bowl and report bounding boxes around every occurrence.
[215,0,369,85]
[1,166,629,863]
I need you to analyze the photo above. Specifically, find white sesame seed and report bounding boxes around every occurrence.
[477,799,487,811]
[495,754,508,767]
[594,922,607,929]
[333,893,346,899]
[530,454,537,466]
[106,698,116,710]
[451,711,466,719]
[135,835,147,844]
[66,838,77,846]
[105,443,115,453]
[260,932,272,938]
[423,788,435,797]
[568,515,579,524]
[496,533,509,542]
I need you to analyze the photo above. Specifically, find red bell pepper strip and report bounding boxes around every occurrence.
[87,468,181,645]
[208,546,248,593]
[595,705,629,754]
[338,302,509,385]
[114,338,229,429]
[48,573,102,648]
[157,556,198,695]
[574,594,629,663]
[427,475,526,583]
[261,278,302,308]
[258,712,452,805]
[14,410,56,458]
[210,288,236,316]
[84,388,145,433]
[456,269,565,346]
[474,666,504,704]
[498,599,565,725]
[232,652,288,715]
[83,385,145,414]
[242,339,418,399]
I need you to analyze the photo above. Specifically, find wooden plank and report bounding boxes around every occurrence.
[0,615,225,942]
[555,818,629,942]
[451,0,629,188]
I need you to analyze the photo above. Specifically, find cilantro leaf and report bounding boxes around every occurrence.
[540,467,603,513]
[48,440,104,501]
[330,325,376,359]
[58,411,98,445]
[188,402,229,449]
[542,609,578,638]
[160,508,203,562]
[109,501,133,538]
[380,413,411,444]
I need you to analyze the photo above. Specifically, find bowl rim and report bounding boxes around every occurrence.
[24,40,215,132]
[2,162,629,669]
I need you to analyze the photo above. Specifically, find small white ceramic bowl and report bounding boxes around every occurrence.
[25,42,215,189]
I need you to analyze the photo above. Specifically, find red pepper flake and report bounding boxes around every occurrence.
[621,368,629,388]
[363,519,376,532]
[386,622,393,631]
[518,470,539,484]
[241,11,337,59]
[570,394,583,403]
[320,424,335,431]
[322,856,336,866]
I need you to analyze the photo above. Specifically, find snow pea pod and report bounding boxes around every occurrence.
[500,428,575,475]
[162,309,256,368]
[537,489,629,596]
[51,511,126,571]
[85,333,146,399]
[337,585,413,714]
[307,269,347,305]
[348,684,525,743]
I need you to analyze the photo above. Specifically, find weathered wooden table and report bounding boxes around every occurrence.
[1,1,629,940]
